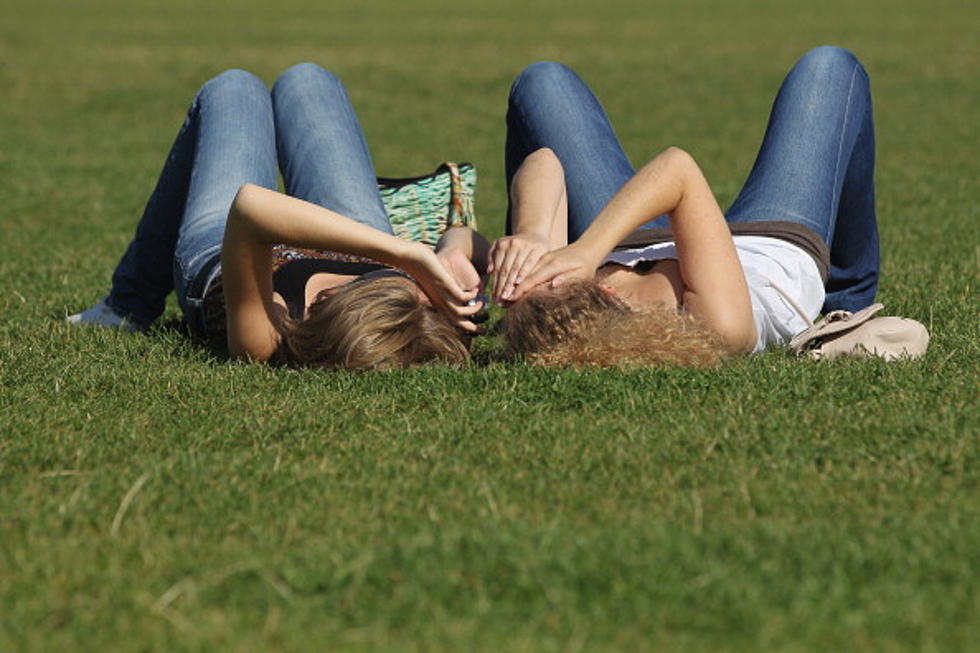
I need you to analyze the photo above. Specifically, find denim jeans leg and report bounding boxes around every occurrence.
[172,70,279,320]
[272,63,392,234]
[505,62,670,241]
[106,104,197,328]
[107,70,278,328]
[726,46,879,312]
[825,96,878,311]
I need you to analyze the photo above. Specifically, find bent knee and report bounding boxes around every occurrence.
[201,69,267,97]
[797,46,866,77]
[273,62,342,94]
[510,61,580,100]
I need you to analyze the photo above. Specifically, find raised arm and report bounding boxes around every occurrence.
[489,148,569,303]
[221,184,478,362]
[517,147,756,352]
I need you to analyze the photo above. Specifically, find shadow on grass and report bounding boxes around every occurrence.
[151,315,513,369]
[152,316,231,365]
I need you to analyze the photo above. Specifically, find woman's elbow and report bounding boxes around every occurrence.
[643,147,702,193]
[228,183,275,238]
[699,307,756,355]
[523,147,564,173]
[511,148,566,198]
[660,146,700,174]
[716,320,757,354]
[231,183,263,215]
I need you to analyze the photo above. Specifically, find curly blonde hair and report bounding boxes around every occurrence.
[277,277,469,370]
[501,280,729,368]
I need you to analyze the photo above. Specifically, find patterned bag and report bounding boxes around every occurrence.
[378,161,477,247]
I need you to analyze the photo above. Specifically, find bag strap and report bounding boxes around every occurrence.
[789,302,886,354]
[445,162,463,221]
[445,161,476,226]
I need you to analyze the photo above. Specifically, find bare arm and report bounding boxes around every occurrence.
[221,184,480,362]
[517,147,756,352]
[506,147,568,248]
[489,148,569,302]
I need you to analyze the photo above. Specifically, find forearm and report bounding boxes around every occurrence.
[436,226,491,276]
[225,183,414,267]
[578,148,754,351]
[509,148,567,243]
[574,147,694,260]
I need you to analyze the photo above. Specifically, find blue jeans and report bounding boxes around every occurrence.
[505,46,879,313]
[105,63,392,330]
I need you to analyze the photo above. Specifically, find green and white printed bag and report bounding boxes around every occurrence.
[378,161,477,247]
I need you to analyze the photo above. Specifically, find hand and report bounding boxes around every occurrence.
[399,243,484,333]
[436,246,483,295]
[487,233,550,304]
[508,243,600,302]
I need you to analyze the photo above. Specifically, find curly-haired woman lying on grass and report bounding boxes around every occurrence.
[490,47,884,367]
[68,63,488,369]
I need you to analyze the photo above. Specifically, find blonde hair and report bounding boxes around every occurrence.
[277,277,469,370]
[501,280,729,368]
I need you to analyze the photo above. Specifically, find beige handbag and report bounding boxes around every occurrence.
[789,303,930,361]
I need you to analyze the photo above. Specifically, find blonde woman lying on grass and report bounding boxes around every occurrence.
[68,63,488,369]
[490,47,895,367]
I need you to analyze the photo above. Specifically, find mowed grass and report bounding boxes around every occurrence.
[0,0,977,650]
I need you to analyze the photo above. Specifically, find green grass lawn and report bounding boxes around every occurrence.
[1,0,977,650]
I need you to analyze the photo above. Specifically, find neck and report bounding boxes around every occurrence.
[596,262,682,310]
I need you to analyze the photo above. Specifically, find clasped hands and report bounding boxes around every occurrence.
[488,233,598,305]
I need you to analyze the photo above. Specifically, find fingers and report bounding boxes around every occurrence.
[438,248,482,291]
[404,246,489,334]
[488,238,510,275]
[413,276,475,322]
[489,240,512,299]
[417,247,473,303]
[445,299,487,334]
[509,259,586,302]
[487,241,500,275]
[505,278,549,303]
[436,273,474,304]
[450,298,485,317]
[505,254,553,302]
[455,318,480,334]
[427,293,484,324]
[500,248,542,302]
[489,237,549,303]
[458,266,482,293]
[512,255,558,295]
[492,273,504,304]
[495,245,522,301]
[488,246,503,300]
[490,237,531,298]
[550,273,573,288]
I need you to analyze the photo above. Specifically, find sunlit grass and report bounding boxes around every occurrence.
[0,0,977,650]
